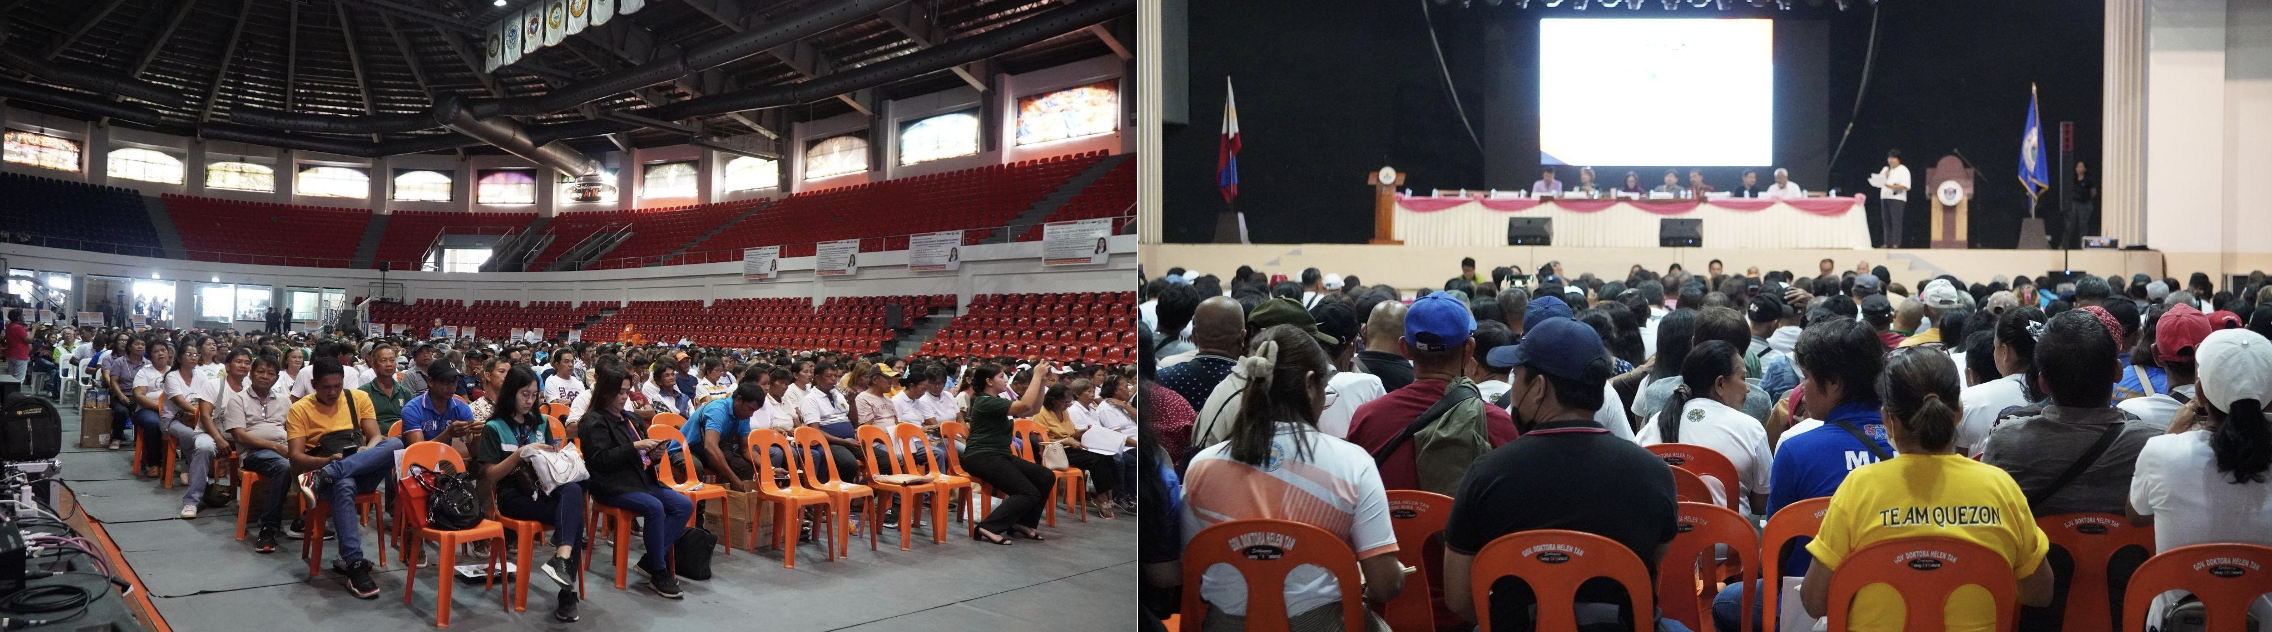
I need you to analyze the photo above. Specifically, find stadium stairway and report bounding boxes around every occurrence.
[141,196,187,259]
[663,199,774,263]
[889,308,952,358]
[352,214,388,269]
[996,153,1132,244]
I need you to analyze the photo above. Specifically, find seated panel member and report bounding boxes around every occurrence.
[1531,167,1563,197]
[1763,168,1805,199]
[1653,170,1688,197]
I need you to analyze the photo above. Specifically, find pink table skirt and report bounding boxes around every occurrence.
[1392,194,1872,249]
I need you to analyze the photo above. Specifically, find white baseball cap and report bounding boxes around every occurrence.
[2197,329,2272,413]
[1921,279,1964,310]
[1322,273,1344,291]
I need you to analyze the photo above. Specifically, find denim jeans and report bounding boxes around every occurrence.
[238,448,291,531]
[131,409,163,468]
[593,483,691,573]
[318,437,404,564]
[163,420,217,506]
[497,481,585,550]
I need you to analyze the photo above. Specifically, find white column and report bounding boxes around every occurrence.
[369,156,389,212]
[2103,0,2147,246]
[2143,0,2228,256]
[186,139,207,195]
[85,123,111,186]
[276,149,296,202]
[537,166,558,216]
[1136,0,1164,244]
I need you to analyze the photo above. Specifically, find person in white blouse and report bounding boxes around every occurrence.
[1956,307,2047,457]
[1632,341,1773,515]
[693,358,733,404]
[1762,168,1805,199]
[130,342,174,475]
[544,354,587,404]
[161,343,222,518]
[292,341,361,399]
[1874,149,1912,248]
[782,360,814,415]
[920,367,959,426]
[891,371,938,428]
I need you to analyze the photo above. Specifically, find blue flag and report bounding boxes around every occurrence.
[2019,85,2048,208]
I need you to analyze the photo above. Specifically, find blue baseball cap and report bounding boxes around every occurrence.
[1523,295,1573,332]
[1404,293,1476,352]
[1486,316,1607,382]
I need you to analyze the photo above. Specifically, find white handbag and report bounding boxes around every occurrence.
[524,443,590,494]
[1038,442,1071,471]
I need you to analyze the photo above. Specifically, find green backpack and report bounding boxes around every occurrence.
[1369,378,1490,497]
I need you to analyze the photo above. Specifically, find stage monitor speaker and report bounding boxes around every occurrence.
[1660,219,1702,248]
[1506,218,1552,246]
[885,304,904,330]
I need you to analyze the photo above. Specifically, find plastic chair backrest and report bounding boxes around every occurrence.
[2036,513,2154,632]
[1760,497,1832,632]
[938,421,970,475]
[1825,536,2016,632]
[2121,543,2272,632]
[652,412,686,430]
[854,424,905,480]
[1646,443,1743,512]
[1380,490,1453,632]
[791,426,846,489]
[746,429,799,494]
[1669,466,1713,505]
[892,423,943,475]
[541,402,569,422]
[647,424,694,487]
[1010,417,1046,462]
[397,440,466,480]
[1178,519,1367,632]
[548,417,565,441]
[1659,502,1762,632]
[1469,529,1656,632]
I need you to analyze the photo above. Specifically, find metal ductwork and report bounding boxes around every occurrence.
[650,0,1134,121]
[197,122,484,158]
[0,78,166,126]
[0,24,190,111]
[436,95,614,200]
[226,109,441,134]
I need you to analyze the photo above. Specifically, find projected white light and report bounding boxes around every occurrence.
[1538,19,1774,167]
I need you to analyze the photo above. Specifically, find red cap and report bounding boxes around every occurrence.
[2157,304,2214,363]
[2211,310,2245,330]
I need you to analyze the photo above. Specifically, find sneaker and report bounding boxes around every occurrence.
[542,556,575,589]
[296,470,334,507]
[106,439,120,451]
[343,559,380,599]
[882,510,899,530]
[552,587,580,622]
[253,527,279,554]
[646,568,683,600]
[285,519,306,540]
[178,503,198,519]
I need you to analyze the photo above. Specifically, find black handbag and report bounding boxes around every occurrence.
[673,527,717,581]
[407,463,483,531]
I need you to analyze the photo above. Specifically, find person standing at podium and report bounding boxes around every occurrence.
[1763,168,1805,199]
[1531,167,1563,197]
[2065,161,2098,249]
[1875,149,1912,248]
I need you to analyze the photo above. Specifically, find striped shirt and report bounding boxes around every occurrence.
[1178,422,1397,618]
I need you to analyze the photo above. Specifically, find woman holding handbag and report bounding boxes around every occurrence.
[577,365,693,600]
[473,366,584,622]
[960,361,1059,545]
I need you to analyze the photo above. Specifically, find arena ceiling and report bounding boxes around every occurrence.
[0,0,1133,155]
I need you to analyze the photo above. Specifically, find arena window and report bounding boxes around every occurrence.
[723,156,779,192]
[296,166,370,199]
[3,130,81,172]
[642,161,698,199]
[476,169,537,205]
[1015,79,1119,146]
[393,170,454,202]
[899,110,980,166]
[805,135,869,180]
[205,161,275,192]
[107,148,185,184]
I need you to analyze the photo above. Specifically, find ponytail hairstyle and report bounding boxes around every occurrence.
[2210,395,2271,484]
[1648,310,1699,381]
[1993,306,2049,401]
[1662,340,1743,443]
[1878,347,1965,453]
[1226,325,1335,467]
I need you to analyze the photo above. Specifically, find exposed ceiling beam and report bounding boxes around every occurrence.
[336,4,378,116]
[576,19,779,139]
[876,2,986,91]
[129,0,201,79]
[43,0,132,60]
[197,0,258,122]
[1087,24,1130,60]
[679,0,869,114]
[380,14,437,106]
[284,4,298,112]
[441,30,506,98]
[334,0,483,35]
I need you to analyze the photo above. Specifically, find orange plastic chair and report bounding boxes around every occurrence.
[236,464,302,541]
[541,402,569,425]
[302,463,388,577]
[1825,536,2017,632]
[1470,529,1656,632]
[648,424,731,553]
[1658,502,1762,632]
[938,421,991,535]
[745,429,836,567]
[583,475,641,590]
[1646,443,1744,513]
[792,426,873,556]
[1178,519,1368,632]
[161,406,228,490]
[896,422,970,546]
[855,424,940,551]
[396,442,507,628]
[1012,417,1085,526]
[1670,466,1714,505]
[491,489,580,612]
[1760,497,1832,632]
[2121,543,2272,632]
[1379,490,1452,632]
[2036,513,2153,632]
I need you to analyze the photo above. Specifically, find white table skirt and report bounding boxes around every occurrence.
[1392,197,1873,249]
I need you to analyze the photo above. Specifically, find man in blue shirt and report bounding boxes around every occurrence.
[1156,296,1245,413]
[399,359,479,445]
[676,380,768,493]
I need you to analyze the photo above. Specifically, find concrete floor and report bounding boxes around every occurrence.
[53,403,1137,631]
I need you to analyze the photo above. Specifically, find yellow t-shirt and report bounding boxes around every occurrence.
[285,390,378,447]
[1034,409,1077,442]
[1805,453,2048,632]
[1894,328,1943,348]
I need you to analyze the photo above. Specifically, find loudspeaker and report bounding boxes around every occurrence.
[1506,218,1552,246]
[885,303,904,330]
[1660,219,1702,248]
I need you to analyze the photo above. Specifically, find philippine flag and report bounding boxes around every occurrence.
[1218,77,1240,205]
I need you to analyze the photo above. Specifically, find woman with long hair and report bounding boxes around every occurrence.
[1036,381,1121,518]
[2127,329,2272,623]
[1177,325,1403,631]
[1636,339,1770,514]
[276,346,306,400]
[575,365,692,600]
[1955,306,2048,456]
[476,366,585,621]
[1799,348,2055,630]
[959,361,1057,545]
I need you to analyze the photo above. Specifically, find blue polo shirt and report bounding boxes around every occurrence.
[398,393,475,440]
[677,397,749,458]
[1766,400,1896,570]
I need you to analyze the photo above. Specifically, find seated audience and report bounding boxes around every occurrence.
[1956,307,2048,455]
[1310,301,1385,439]
[1982,308,2162,516]
[1353,299,1415,394]
[287,358,397,599]
[962,361,1059,545]
[1345,294,1519,495]
[1635,339,1772,515]
[2127,328,2272,623]
[224,355,293,553]
[576,365,693,599]
[2118,304,2210,428]
[1037,381,1121,518]
[473,366,584,621]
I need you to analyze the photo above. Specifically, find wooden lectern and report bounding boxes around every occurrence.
[1368,166,1405,245]
[1925,155,1972,249]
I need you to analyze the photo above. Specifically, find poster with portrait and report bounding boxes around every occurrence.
[908,230,963,272]
[741,246,780,281]
[76,312,103,327]
[1041,218,1113,266]
[815,239,860,277]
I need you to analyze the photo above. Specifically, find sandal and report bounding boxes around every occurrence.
[1096,499,1116,520]
[972,529,1013,546]
[1011,526,1046,541]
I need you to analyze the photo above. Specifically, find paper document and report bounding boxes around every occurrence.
[1867,173,1886,188]
[1080,426,1128,454]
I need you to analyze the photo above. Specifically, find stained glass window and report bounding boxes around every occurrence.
[642,161,697,199]
[107,148,184,184]
[477,169,537,205]
[393,170,454,202]
[205,162,275,192]
[723,156,779,192]
[899,111,979,166]
[1015,80,1119,146]
[804,135,868,181]
[296,166,369,199]
[3,130,81,172]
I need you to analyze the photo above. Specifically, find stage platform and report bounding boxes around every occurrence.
[47,404,1137,632]
[1142,244,2170,294]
